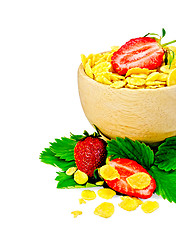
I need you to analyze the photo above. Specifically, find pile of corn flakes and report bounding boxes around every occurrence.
[81,46,176,89]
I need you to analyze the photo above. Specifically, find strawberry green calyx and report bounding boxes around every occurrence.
[144,28,176,67]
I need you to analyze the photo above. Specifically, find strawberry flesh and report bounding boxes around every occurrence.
[74,137,107,177]
[105,158,156,199]
[111,37,165,75]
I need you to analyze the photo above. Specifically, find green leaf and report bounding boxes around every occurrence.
[40,148,76,171]
[55,172,97,189]
[154,136,176,171]
[149,166,176,203]
[107,137,154,170]
[70,133,84,141]
[50,137,77,161]
[162,28,166,38]
[55,172,78,189]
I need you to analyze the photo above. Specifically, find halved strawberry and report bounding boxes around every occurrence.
[105,158,156,199]
[111,37,164,75]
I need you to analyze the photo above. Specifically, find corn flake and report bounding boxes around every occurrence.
[79,198,86,204]
[81,190,96,200]
[85,59,94,79]
[141,201,159,213]
[126,68,155,77]
[131,74,148,79]
[146,72,160,81]
[74,170,88,185]
[127,77,145,86]
[94,202,115,218]
[99,165,120,180]
[118,197,139,211]
[126,172,151,189]
[167,68,176,86]
[160,65,172,74]
[66,167,77,176]
[71,210,82,218]
[110,81,126,89]
[92,62,112,74]
[95,181,104,186]
[120,196,143,206]
[97,188,116,200]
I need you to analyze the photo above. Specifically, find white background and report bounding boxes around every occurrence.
[1,0,176,239]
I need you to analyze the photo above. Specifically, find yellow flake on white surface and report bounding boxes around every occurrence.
[97,188,116,200]
[71,210,82,218]
[141,201,159,213]
[94,202,115,218]
[81,190,96,200]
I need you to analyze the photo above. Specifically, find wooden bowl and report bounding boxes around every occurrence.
[78,64,176,144]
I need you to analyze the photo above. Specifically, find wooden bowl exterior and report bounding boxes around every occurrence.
[78,64,176,144]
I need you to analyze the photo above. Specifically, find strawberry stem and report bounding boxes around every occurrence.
[162,40,176,47]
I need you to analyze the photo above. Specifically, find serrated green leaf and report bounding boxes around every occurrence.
[149,166,176,203]
[70,133,84,141]
[107,137,154,170]
[154,136,176,171]
[50,137,77,161]
[40,148,76,171]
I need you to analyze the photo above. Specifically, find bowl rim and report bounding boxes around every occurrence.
[78,63,176,92]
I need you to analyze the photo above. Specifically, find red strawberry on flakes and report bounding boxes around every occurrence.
[111,37,165,75]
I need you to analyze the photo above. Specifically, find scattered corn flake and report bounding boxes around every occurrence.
[167,68,176,86]
[85,59,94,79]
[94,202,115,218]
[74,170,88,185]
[79,198,86,204]
[141,201,159,213]
[81,190,96,200]
[120,196,143,205]
[95,181,104,186]
[146,72,160,81]
[128,77,145,86]
[66,167,77,176]
[160,65,172,74]
[97,188,116,200]
[118,197,139,211]
[126,172,151,189]
[71,210,82,218]
[110,80,126,89]
[99,165,120,180]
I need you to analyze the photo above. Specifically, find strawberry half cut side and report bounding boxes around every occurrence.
[105,158,156,199]
[111,37,165,75]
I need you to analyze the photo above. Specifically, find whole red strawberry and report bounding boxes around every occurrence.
[111,37,164,75]
[105,158,156,199]
[74,131,107,177]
